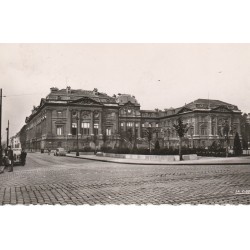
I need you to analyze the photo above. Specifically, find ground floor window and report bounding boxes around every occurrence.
[72,122,77,135]
[94,123,99,135]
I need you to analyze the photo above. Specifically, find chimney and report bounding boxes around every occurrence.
[66,86,71,94]
[93,88,98,95]
[50,87,59,93]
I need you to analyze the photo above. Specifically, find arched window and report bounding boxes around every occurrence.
[200,125,207,136]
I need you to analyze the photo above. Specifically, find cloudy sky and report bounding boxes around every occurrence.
[1,43,250,137]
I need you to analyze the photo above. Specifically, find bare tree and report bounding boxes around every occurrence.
[144,127,153,154]
[173,117,189,161]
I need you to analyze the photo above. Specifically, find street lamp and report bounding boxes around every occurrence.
[76,116,79,156]
[6,120,9,148]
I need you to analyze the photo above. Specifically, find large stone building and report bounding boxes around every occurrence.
[22,87,242,151]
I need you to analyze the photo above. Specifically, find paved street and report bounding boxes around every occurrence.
[1,153,250,205]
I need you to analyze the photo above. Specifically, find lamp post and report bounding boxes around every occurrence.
[6,120,9,148]
[76,116,79,156]
[0,88,2,147]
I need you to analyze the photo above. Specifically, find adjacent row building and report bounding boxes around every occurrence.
[18,86,242,151]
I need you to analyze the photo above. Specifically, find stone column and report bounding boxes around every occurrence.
[46,109,52,136]
[132,122,135,138]
[66,108,72,135]
[116,111,119,135]
[208,116,212,136]
[215,116,218,135]
[77,110,81,135]
[194,116,199,135]
[99,111,102,135]
[90,111,94,135]
[124,121,127,132]
[138,122,141,138]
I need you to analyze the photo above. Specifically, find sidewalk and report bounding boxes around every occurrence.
[66,153,250,165]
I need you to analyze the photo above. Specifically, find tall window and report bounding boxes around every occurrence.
[81,122,90,135]
[201,127,206,135]
[94,123,99,135]
[188,127,194,136]
[135,123,139,137]
[127,122,133,127]
[212,126,215,135]
[72,123,77,135]
[56,125,63,135]
[106,128,111,136]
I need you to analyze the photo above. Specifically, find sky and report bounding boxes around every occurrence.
[1,43,250,137]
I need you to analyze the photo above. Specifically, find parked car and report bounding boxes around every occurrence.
[54,148,67,156]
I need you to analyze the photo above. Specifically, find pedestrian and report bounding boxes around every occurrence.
[20,148,27,166]
[7,146,14,172]
[0,147,11,174]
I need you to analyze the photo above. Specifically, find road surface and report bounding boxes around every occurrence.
[0,153,250,205]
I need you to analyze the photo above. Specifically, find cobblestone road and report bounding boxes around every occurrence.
[0,153,250,205]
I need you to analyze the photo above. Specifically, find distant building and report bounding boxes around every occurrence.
[21,87,242,151]
[10,132,21,148]
[158,99,241,148]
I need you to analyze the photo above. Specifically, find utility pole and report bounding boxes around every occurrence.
[6,120,9,147]
[0,88,2,147]
[0,89,2,166]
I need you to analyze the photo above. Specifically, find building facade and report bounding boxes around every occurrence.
[21,87,242,151]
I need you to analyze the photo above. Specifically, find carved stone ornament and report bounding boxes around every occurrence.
[81,111,91,118]
[94,111,100,118]
[218,107,229,112]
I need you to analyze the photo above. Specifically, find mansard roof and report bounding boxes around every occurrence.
[115,94,140,106]
[46,87,116,104]
[186,98,240,111]
[26,87,117,123]
[159,99,241,118]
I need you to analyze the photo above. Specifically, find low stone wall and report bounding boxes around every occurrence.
[99,153,198,161]
[79,152,95,155]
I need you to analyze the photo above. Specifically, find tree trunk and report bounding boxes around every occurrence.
[226,137,229,157]
[179,137,183,161]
